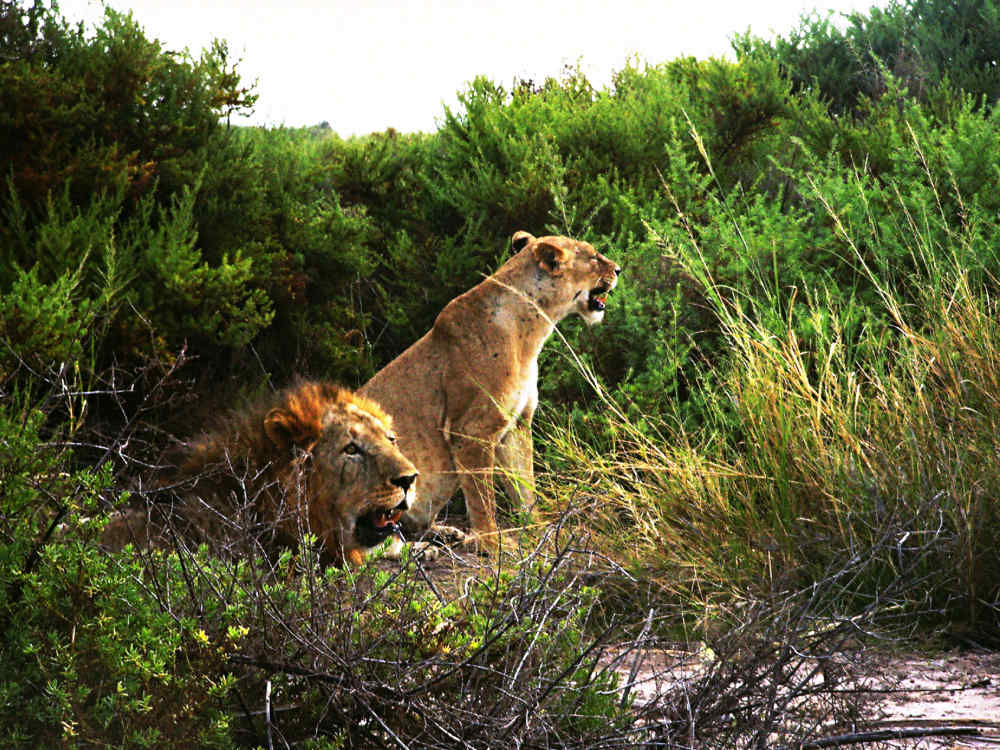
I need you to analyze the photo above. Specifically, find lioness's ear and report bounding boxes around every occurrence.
[264,407,318,451]
[511,230,535,252]
[532,239,571,276]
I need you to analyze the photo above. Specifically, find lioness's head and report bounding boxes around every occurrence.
[511,230,621,326]
[262,382,418,565]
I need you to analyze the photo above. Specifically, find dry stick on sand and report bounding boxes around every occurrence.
[772,725,984,749]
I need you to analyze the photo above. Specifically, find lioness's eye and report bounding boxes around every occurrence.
[343,442,362,455]
[388,434,397,444]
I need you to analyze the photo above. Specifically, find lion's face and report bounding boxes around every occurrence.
[310,403,418,553]
[100,382,416,567]
[263,384,418,564]
[513,231,621,326]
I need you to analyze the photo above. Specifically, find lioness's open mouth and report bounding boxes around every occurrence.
[588,281,611,312]
[355,500,406,548]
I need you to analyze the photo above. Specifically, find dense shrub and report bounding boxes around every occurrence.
[0,0,254,209]
[738,0,1000,116]
[0,1,379,388]
[0,374,234,746]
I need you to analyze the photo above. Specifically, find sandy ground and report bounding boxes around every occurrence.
[605,644,1000,748]
[866,649,1000,748]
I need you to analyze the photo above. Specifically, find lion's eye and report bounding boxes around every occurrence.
[388,434,397,444]
[343,442,362,456]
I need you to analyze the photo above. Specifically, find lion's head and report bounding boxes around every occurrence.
[511,230,621,326]
[106,381,418,567]
[257,381,418,565]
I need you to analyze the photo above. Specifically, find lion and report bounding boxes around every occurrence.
[102,381,418,567]
[360,231,620,553]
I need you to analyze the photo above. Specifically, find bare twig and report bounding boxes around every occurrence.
[265,680,274,750]
[774,725,983,749]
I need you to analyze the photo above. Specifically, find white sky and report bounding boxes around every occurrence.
[57,0,885,137]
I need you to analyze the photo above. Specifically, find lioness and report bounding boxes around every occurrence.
[102,381,418,567]
[361,231,620,552]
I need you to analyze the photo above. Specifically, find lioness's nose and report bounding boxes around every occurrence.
[391,473,417,492]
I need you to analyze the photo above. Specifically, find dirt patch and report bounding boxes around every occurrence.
[864,649,1000,747]
[603,644,1000,748]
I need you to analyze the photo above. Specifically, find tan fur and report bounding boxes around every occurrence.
[360,231,620,552]
[102,381,418,567]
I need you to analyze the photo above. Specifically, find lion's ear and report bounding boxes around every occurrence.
[264,407,318,451]
[511,230,535,252]
[532,239,571,276]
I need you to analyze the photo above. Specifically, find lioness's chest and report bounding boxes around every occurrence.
[502,360,538,429]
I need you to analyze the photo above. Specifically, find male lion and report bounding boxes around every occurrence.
[102,381,418,567]
[360,231,620,552]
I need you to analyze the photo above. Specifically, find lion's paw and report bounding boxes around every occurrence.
[409,541,441,561]
[381,536,442,562]
[425,524,468,547]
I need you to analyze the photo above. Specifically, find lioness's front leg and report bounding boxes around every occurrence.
[448,430,501,553]
[495,420,536,522]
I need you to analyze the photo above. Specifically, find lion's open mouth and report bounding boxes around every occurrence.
[354,500,406,548]
[588,281,611,312]
[374,507,404,529]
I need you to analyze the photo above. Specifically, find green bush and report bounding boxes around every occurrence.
[0,0,255,208]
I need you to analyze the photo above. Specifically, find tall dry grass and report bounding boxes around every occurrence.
[532,143,1000,635]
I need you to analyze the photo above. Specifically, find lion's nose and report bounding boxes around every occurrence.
[391,473,417,492]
